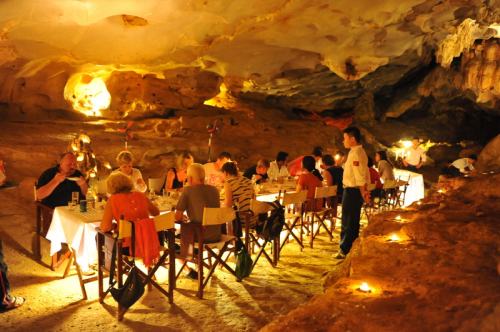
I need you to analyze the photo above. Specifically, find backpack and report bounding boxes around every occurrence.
[256,200,285,241]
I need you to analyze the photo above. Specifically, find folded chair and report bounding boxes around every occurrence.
[148,176,165,195]
[279,191,308,251]
[175,207,238,299]
[304,185,338,249]
[96,211,176,319]
[33,182,71,271]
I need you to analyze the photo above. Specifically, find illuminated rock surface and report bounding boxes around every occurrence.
[262,174,500,332]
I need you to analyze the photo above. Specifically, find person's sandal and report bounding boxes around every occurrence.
[3,297,26,310]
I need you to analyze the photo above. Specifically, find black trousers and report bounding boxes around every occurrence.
[339,188,364,255]
[450,166,461,178]
[0,238,13,308]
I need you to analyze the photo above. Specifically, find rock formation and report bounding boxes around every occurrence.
[262,174,500,332]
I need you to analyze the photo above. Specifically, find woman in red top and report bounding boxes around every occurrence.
[296,156,323,211]
[368,156,383,198]
[101,172,160,251]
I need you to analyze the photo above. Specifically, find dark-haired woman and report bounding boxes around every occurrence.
[375,151,395,183]
[222,161,255,230]
[296,156,323,211]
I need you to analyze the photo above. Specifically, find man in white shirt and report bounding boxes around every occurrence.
[451,155,477,177]
[267,151,290,181]
[335,127,370,259]
[204,152,231,187]
[403,137,426,173]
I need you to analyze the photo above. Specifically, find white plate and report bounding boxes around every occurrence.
[66,177,80,181]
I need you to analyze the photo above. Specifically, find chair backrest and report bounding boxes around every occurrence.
[282,191,308,206]
[149,176,165,193]
[97,179,107,194]
[367,183,377,191]
[119,211,175,239]
[250,199,276,215]
[202,207,236,226]
[314,185,337,199]
[396,180,408,188]
[383,179,397,189]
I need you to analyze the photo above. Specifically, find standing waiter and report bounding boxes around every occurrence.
[403,137,426,173]
[335,127,370,259]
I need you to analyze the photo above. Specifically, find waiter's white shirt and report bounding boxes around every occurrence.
[267,161,290,181]
[343,145,369,188]
[452,158,475,171]
[404,146,426,166]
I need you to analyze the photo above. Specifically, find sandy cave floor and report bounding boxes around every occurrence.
[0,191,354,332]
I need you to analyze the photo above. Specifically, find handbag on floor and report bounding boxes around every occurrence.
[108,220,145,309]
[233,205,252,279]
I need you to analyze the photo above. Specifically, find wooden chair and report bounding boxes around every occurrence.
[96,211,176,320]
[393,180,409,208]
[363,183,378,223]
[279,191,308,251]
[175,207,238,299]
[148,176,165,195]
[304,186,338,248]
[33,183,71,271]
[240,199,280,271]
[382,179,398,209]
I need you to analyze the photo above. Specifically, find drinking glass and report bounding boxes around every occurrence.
[72,192,79,204]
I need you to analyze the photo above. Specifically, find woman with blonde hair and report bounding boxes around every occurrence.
[101,172,160,252]
[165,152,194,193]
[113,151,147,192]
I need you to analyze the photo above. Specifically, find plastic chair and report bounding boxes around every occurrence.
[97,179,108,202]
[96,211,176,320]
[175,207,237,299]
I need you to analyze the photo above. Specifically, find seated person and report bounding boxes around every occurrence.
[368,156,383,198]
[112,151,147,193]
[243,159,270,184]
[222,161,254,227]
[165,152,194,192]
[376,151,395,183]
[204,152,231,187]
[323,152,344,198]
[175,163,221,279]
[101,172,160,255]
[451,155,477,177]
[267,151,290,181]
[440,160,454,179]
[296,156,323,211]
[36,152,89,208]
[288,146,323,176]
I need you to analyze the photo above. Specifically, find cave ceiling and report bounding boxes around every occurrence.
[2,0,500,131]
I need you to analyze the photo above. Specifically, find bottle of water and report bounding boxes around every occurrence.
[149,189,156,203]
[86,188,95,209]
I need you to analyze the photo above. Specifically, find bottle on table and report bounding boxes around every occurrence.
[86,188,95,209]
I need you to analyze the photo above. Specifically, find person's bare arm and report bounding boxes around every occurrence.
[146,194,160,216]
[324,171,333,186]
[224,181,233,208]
[165,170,175,192]
[100,199,115,232]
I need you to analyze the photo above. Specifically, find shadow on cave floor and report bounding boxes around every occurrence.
[0,191,370,331]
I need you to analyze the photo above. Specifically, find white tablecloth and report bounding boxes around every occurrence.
[394,169,425,206]
[46,205,104,272]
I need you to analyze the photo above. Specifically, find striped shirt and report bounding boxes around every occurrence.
[226,176,253,213]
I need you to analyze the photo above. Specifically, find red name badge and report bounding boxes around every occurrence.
[353,161,359,166]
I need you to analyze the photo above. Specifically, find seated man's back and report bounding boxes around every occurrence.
[177,184,221,243]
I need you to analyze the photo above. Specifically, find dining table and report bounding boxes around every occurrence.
[46,198,174,300]
[393,169,425,206]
